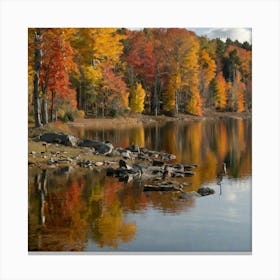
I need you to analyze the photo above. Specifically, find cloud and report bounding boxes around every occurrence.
[189,28,252,44]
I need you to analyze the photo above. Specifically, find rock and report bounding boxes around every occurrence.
[126,144,140,153]
[104,160,117,165]
[121,150,131,159]
[39,133,78,146]
[94,161,104,167]
[172,172,185,178]
[78,139,101,148]
[119,159,128,169]
[183,164,198,171]
[106,167,115,176]
[47,159,57,165]
[179,191,201,200]
[197,187,215,196]
[96,143,113,155]
[152,160,165,167]
[109,149,121,157]
[137,153,149,161]
[169,164,183,170]
[143,183,183,192]
[78,160,93,167]
[78,139,114,155]
[184,171,195,176]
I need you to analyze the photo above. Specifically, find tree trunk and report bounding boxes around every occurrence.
[79,82,82,110]
[50,90,55,122]
[175,90,179,115]
[102,95,105,118]
[41,97,48,125]
[33,29,42,127]
[153,76,158,116]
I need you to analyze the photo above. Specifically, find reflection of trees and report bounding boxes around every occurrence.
[85,176,137,249]
[146,191,195,213]
[28,168,87,251]
[28,168,139,251]
[29,119,252,250]
[130,126,145,147]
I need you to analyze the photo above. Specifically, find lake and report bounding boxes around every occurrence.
[28,117,252,253]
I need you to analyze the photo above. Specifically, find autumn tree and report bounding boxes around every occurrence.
[31,28,43,127]
[72,28,127,117]
[39,28,77,123]
[184,36,202,116]
[227,71,245,112]
[101,66,128,117]
[28,28,252,123]
[129,83,146,113]
[212,72,227,111]
[199,49,216,107]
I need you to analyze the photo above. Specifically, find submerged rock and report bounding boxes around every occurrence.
[143,181,184,192]
[197,187,215,196]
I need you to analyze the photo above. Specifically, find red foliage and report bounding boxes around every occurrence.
[124,31,156,87]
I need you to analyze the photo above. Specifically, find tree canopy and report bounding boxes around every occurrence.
[28,28,252,126]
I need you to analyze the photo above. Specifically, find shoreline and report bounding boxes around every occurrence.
[66,111,252,130]
[28,112,251,171]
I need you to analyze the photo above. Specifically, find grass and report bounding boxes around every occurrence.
[28,139,131,169]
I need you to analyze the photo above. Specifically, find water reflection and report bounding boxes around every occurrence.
[29,118,251,251]
[70,118,252,185]
[29,168,197,251]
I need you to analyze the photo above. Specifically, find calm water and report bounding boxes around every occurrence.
[28,117,252,252]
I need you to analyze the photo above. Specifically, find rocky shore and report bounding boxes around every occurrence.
[28,131,215,197]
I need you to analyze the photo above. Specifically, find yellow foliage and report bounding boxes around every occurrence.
[57,108,65,119]
[163,74,176,112]
[186,88,202,116]
[76,110,85,118]
[82,64,103,85]
[199,49,216,87]
[92,28,126,64]
[130,83,146,113]
[214,72,227,110]
[184,36,202,115]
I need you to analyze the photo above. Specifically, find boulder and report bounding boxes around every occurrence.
[78,139,102,149]
[78,139,114,155]
[96,142,113,155]
[39,133,78,146]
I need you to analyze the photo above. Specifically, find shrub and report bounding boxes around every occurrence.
[62,112,74,122]
[57,109,65,120]
[76,110,85,118]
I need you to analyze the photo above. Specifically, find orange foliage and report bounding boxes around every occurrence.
[213,72,227,110]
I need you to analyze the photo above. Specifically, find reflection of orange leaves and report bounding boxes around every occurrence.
[217,123,228,161]
[237,119,245,151]
[120,222,137,242]
[104,178,123,206]
[120,186,147,212]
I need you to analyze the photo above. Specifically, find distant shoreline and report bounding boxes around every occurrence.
[66,111,252,130]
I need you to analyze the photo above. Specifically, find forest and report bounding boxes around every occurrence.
[28,28,252,127]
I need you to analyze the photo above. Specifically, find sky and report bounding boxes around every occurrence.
[187,28,252,44]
